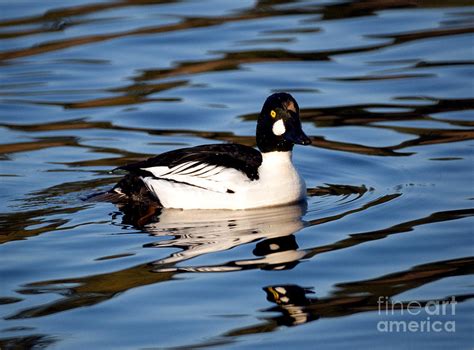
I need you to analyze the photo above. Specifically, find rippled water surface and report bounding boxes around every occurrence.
[1,1,473,349]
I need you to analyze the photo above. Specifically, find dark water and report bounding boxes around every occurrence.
[1,1,473,349]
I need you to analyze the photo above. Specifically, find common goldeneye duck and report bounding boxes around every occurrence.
[112,92,312,210]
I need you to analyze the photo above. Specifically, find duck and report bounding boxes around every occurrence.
[111,92,312,210]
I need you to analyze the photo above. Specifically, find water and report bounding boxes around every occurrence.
[0,1,473,349]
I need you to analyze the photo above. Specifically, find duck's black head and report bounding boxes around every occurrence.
[256,92,311,153]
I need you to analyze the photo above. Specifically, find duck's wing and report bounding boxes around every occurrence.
[117,143,262,194]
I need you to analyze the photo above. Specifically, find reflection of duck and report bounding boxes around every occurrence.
[264,285,318,326]
[110,92,311,209]
[143,202,307,271]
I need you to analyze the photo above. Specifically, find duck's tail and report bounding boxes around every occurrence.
[84,174,162,227]
[85,174,161,206]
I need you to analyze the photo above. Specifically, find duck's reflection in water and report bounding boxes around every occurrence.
[264,285,318,326]
[10,199,472,331]
[139,202,307,272]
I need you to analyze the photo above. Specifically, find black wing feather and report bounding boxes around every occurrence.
[118,143,263,180]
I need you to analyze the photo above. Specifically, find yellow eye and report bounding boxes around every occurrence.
[270,110,276,118]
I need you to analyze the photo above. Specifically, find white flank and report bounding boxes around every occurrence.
[272,119,286,136]
[141,151,306,210]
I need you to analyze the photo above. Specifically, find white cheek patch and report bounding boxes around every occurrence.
[272,119,286,136]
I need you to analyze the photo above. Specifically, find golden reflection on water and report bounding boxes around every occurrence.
[1,96,473,166]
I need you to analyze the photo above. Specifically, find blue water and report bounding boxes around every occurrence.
[0,1,473,349]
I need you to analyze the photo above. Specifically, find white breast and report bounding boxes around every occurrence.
[247,151,307,208]
[141,151,306,210]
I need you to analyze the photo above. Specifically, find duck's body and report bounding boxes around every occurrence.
[111,92,311,210]
[116,147,305,210]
